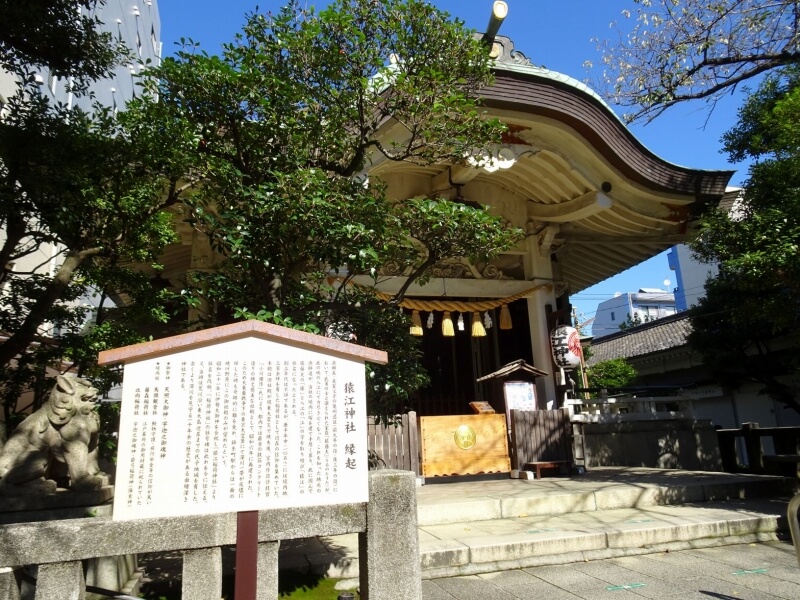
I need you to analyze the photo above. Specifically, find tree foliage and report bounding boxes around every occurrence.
[596,0,800,122]
[125,0,522,420]
[0,3,183,421]
[617,312,656,331]
[0,90,186,416]
[688,67,800,412]
[0,0,129,92]
[586,358,638,391]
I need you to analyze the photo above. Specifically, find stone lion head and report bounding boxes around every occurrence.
[45,376,100,426]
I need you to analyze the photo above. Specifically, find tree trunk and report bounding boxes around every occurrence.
[0,247,101,367]
[0,213,26,286]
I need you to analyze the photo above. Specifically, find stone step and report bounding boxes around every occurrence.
[279,498,789,579]
[277,469,796,579]
[418,498,789,578]
[415,471,791,526]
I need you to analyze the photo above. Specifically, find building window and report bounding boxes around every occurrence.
[639,305,660,319]
[137,31,143,57]
[610,312,615,321]
[151,25,157,53]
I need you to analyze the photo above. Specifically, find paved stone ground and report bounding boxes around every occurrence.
[421,541,800,600]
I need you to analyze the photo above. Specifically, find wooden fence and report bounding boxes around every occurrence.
[509,409,573,472]
[366,411,420,476]
[366,409,592,477]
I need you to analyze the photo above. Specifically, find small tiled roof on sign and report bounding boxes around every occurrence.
[587,313,692,366]
[476,359,549,382]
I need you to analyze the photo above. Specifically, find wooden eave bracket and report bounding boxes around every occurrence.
[537,224,560,257]
[528,191,613,223]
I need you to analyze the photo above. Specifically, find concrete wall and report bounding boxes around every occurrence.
[582,419,722,471]
[0,70,15,113]
[71,0,162,111]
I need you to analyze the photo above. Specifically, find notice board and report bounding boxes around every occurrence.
[99,321,387,521]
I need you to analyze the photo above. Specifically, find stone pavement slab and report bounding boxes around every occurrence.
[421,541,800,600]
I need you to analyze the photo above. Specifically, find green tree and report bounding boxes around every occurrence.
[0,0,129,92]
[127,0,522,420]
[617,312,655,331]
[0,91,186,417]
[0,3,183,420]
[586,358,638,392]
[688,67,800,413]
[596,0,800,122]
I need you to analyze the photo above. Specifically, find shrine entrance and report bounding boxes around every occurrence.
[409,299,533,417]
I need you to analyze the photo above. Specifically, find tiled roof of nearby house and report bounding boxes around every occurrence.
[586,312,692,366]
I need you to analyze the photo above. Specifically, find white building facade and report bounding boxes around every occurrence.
[27,1,161,110]
[666,187,742,311]
[592,289,677,338]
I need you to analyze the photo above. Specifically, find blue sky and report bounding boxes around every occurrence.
[158,0,749,323]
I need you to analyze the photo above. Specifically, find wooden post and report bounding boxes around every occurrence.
[235,511,258,600]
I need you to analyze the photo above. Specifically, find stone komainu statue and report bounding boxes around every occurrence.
[0,375,107,495]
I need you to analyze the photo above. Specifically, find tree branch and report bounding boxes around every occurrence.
[391,251,437,304]
[0,246,103,367]
[634,60,784,123]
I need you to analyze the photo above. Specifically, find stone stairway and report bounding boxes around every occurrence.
[277,467,796,579]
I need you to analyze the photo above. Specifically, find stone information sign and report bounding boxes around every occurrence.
[102,325,385,521]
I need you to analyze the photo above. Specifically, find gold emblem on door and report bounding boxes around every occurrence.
[454,425,477,449]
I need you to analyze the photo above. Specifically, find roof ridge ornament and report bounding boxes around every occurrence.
[476,2,533,67]
[490,35,533,67]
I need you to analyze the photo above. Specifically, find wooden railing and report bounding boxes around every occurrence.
[717,422,800,476]
[366,412,420,476]
[0,471,421,600]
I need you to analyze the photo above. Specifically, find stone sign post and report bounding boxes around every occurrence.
[98,320,391,599]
